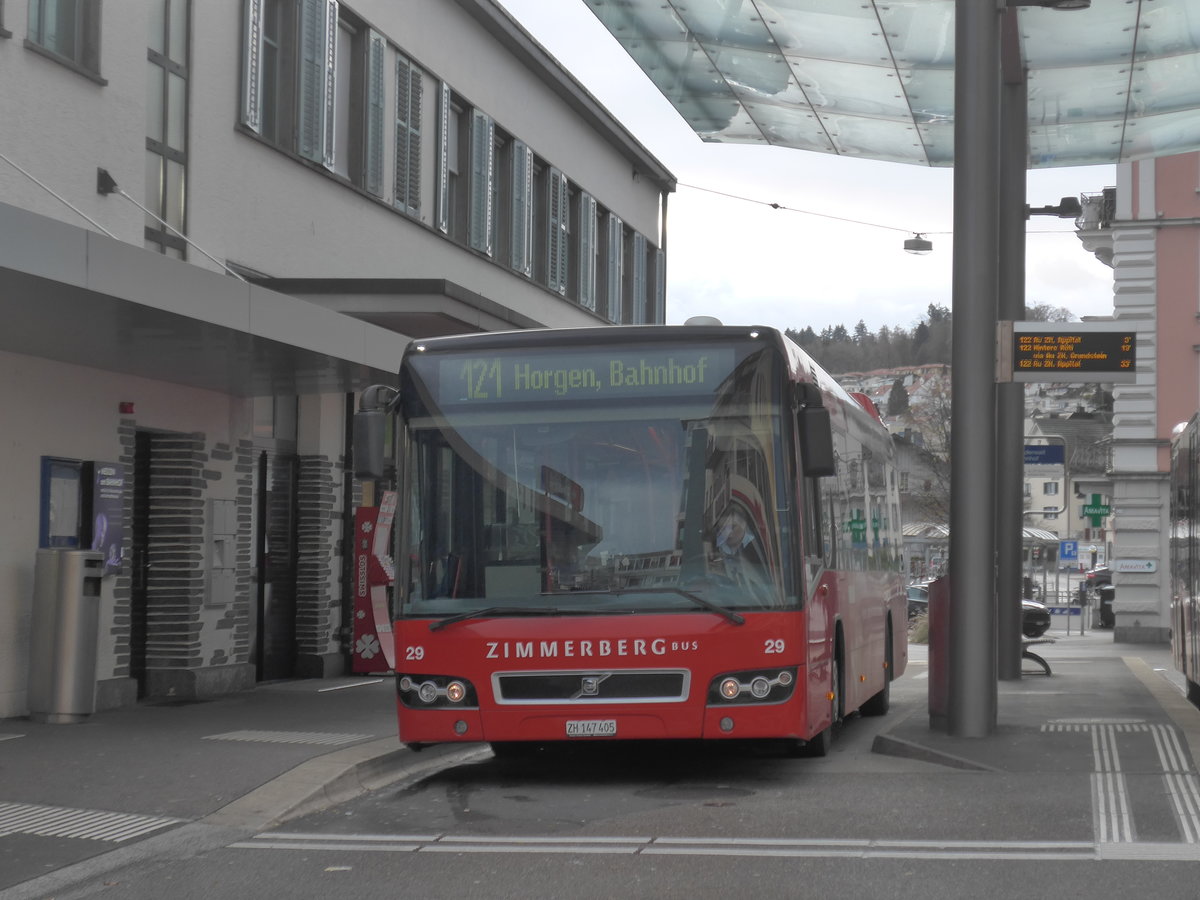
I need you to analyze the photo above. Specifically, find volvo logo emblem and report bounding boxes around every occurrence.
[575,673,610,698]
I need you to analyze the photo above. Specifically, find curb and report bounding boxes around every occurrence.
[201,739,493,832]
[870,731,999,771]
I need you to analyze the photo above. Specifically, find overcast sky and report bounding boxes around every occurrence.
[494,0,1117,336]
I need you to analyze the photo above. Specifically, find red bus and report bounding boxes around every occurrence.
[1171,414,1200,705]
[356,323,907,755]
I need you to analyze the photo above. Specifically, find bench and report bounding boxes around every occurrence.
[1022,638,1056,676]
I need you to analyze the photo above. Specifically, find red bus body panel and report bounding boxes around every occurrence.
[394,578,906,746]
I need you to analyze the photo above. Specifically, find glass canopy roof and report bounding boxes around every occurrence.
[582,0,1200,168]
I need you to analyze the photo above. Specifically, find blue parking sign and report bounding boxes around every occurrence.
[1060,540,1078,561]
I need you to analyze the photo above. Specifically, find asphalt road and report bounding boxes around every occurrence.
[25,644,1200,900]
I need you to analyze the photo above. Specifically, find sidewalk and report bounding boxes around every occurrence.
[0,675,486,832]
[878,629,1200,773]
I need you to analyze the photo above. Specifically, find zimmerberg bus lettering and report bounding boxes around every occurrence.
[485,638,693,659]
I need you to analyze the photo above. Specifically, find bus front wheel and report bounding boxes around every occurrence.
[796,658,840,758]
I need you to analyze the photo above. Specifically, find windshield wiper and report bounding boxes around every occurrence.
[428,605,567,632]
[570,588,746,626]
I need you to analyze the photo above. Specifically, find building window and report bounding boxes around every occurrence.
[241,0,384,194]
[1043,482,1059,495]
[145,0,189,257]
[436,82,470,241]
[27,0,102,76]
[431,102,496,253]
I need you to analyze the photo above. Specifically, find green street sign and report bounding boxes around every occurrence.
[847,509,867,544]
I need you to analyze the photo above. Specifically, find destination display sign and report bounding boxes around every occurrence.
[998,322,1137,383]
[427,347,739,406]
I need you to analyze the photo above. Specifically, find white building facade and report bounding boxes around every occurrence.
[0,0,675,717]
[1078,154,1200,643]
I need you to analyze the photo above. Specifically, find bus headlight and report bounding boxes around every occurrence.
[396,674,479,709]
[707,668,798,705]
[418,681,439,703]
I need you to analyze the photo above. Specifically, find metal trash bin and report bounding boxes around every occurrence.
[1097,584,1116,630]
[28,549,104,723]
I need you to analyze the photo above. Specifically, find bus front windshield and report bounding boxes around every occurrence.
[400,345,794,620]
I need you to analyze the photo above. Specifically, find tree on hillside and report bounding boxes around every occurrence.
[886,377,910,416]
[904,374,952,522]
[1026,303,1075,322]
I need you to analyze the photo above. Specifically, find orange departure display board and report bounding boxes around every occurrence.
[999,322,1137,383]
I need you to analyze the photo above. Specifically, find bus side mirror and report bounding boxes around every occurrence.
[354,385,397,479]
[798,406,836,477]
[353,409,386,479]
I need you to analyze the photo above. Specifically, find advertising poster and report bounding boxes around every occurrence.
[85,461,125,575]
[351,492,397,673]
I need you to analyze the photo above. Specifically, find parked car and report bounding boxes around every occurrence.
[906,583,930,619]
[905,582,1050,638]
[1022,599,1051,638]
[1085,566,1112,590]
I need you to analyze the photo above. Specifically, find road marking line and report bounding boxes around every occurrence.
[0,802,181,842]
[202,730,373,746]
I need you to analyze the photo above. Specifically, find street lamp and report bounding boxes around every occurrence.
[904,234,933,255]
[1027,196,1083,219]
[1008,0,1090,8]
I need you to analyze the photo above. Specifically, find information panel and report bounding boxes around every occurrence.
[998,322,1137,383]
[429,347,738,406]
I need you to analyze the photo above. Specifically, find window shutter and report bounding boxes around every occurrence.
[577,192,597,311]
[395,56,422,214]
[436,81,450,234]
[241,0,263,132]
[631,232,648,324]
[606,212,624,323]
[322,0,339,169]
[298,0,331,164]
[468,110,494,255]
[546,168,569,295]
[365,30,386,197]
[510,141,533,276]
[653,247,666,324]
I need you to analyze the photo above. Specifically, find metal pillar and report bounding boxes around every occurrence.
[948,0,1000,736]
[997,9,1027,680]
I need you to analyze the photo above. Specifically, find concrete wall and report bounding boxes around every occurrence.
[0,350,249,718]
